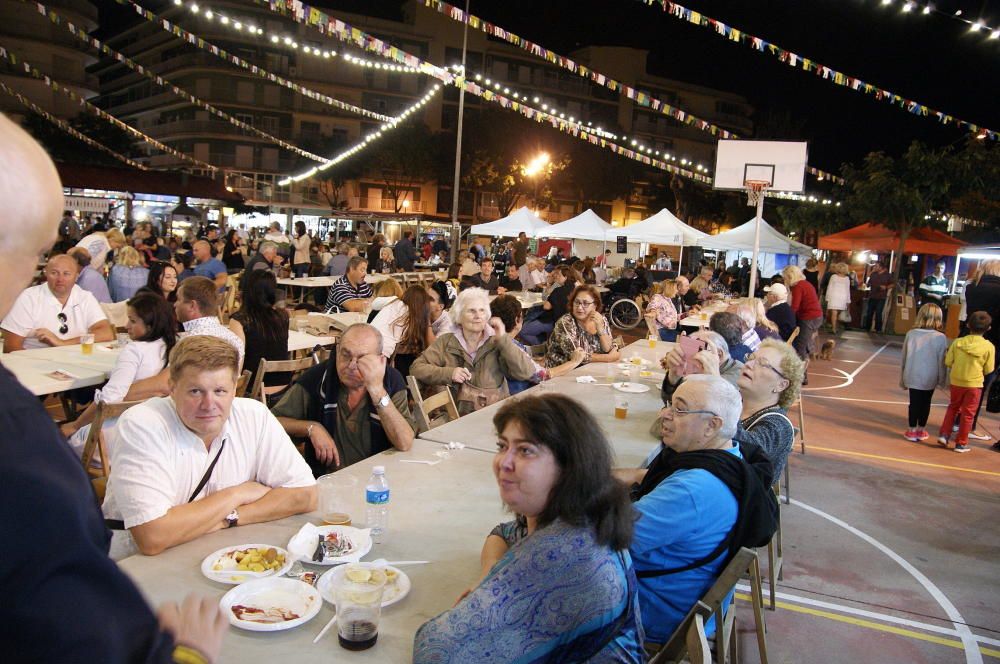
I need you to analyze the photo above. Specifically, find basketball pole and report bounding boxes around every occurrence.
[747,189,765,297]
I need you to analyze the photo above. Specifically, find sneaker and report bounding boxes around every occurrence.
[967,430,992,441]
[903,429,920,442]
[917,429,930,441]
[954,444,971,453]
[936,435,950,448]
[952,424,959,433]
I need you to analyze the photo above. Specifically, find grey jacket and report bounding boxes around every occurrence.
[900,328,948,391]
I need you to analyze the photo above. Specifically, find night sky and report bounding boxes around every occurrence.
[94,0,998,175]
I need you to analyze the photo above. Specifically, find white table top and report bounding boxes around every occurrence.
[287,329,337,353]
[488,291,544,309]
[118,439,505,663]
[418,339,672,468]
[1,350,111,395]
[277,277,335,288]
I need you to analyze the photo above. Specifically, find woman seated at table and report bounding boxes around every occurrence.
[136,260,178,303]
[544,284,621,368]
[413,394,645,662]
[490,295,585,395]
[108,246,150,303]
[410,287,537,414]
[645,279,680,342]
[61,293,178,460]
[741,298,782,342]
[375,246,396,274]
[518,265,577,346]
[734,339,804,479]
[229,270,289,389]
[366,277,404,323]
[371,284,434,378]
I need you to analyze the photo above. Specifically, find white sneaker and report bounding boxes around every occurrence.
[967,431,992,441]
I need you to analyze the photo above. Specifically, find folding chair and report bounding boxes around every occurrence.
[234,370,252,398]
[785,327,806,454]
[686,602,714,664]
[80,399,146,501]
[249,356,318,404]
[764,482,784,611]
[528,342,548,360]
[651,547,768,664]
[406,375,459,432]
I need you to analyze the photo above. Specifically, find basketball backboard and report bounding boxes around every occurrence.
[713,140,808,192]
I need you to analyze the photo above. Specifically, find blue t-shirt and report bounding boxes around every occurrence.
[630,444,741,644]
[193,257,227,280]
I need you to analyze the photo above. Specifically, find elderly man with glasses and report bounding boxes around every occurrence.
[1,253,113,351]
[615,375,777,648]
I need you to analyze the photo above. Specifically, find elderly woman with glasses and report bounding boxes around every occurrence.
[733,339,804,478]
[543,284,620,368]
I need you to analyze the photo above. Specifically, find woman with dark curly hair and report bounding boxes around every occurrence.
[414,394,644,662]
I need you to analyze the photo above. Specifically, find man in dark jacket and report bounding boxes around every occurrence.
[964,263,1000,446]
[393,231,419,271]
[764,283,797,341]
[0,114,228,664]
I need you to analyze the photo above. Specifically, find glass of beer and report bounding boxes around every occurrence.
[648,334,657,348]
[614,393,629,419]
[318,473,357,526]
[80,334,94,355]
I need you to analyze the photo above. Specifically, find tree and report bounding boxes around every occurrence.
[947,139,1000,234]
[22,111,137,166]
[841,141,956,333]
[558,132,640,210]
[776,201,851,247]
[365,121,438,213]
[303,135,363,213]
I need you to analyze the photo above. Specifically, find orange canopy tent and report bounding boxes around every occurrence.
[818,222,966,256]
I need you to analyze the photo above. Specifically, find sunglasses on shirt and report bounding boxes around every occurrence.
[57,312,68,335]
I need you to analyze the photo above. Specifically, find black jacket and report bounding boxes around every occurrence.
[966,274,1000,348]
[766,301,798,341]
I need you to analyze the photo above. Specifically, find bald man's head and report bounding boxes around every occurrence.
[0,115,63,318]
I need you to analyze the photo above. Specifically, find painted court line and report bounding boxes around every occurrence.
[792,499,983,664]
[732,592,1000,659]
[733,584,1000,648]
[809,445,1000,479]
[802,342,890,393]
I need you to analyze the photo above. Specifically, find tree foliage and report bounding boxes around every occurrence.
[365,121,438,213]
[305,134,362,212]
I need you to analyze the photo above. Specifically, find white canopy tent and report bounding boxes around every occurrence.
[699,216,812,256]
[611,208,710,268]
[542,208,613,241]
[469,206,550,237]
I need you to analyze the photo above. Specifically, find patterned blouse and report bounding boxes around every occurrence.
[645,294,678,332]
[544,313,618,367]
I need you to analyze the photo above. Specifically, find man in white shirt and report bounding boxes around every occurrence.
[103,335,317,557]
[1,254,114,351]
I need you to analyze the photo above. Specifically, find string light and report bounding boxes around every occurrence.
[870,0,999,43]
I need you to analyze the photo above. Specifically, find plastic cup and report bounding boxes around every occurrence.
[318,473,358,526]
[648,334,657,348]
[614,393,629,419]
[116,332,130,348]
[80,334,94,355]
[336,567,386,651]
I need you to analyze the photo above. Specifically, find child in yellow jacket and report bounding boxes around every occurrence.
[938,311,995,452]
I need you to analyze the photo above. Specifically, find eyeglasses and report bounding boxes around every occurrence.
[745,353,787,380]
[664,403,718,418]
[56,312,68,335]
[573,300,596,308]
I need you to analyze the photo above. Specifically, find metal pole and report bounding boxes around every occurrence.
[448,0,471,263]
[748,193,764,297]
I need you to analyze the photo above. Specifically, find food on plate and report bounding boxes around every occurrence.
[212,547,286,573]
[231,604,300,623]
[343,565,390,587]
[312,531,357,561]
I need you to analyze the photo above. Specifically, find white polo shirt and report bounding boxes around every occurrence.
[103,396,315,553]
[76,233,112,270]
[1,283,108,349]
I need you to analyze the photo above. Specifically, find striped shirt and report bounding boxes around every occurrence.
[325,275,373,312]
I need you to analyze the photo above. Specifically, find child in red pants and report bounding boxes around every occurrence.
[938,311,995,453]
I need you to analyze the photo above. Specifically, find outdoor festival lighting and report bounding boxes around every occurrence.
[922,4,931,14]
[902,2,913,12]
[522,152,550,177]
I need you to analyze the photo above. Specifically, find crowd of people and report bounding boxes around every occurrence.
[1,115,996,663]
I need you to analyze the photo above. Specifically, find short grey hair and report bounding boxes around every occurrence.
[692,329,731,363]
[341,323,384,356]
[449,287,490,326]
[683,374,742,440]
[259,241,278,254]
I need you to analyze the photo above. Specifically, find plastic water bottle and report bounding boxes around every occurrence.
[365,466,390,543]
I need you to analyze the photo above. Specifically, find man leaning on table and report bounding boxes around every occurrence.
[325,255,373,313]
[272,323,414,476]
[103,335,317,558]
[1,252,114,352]
[0,115,228,664]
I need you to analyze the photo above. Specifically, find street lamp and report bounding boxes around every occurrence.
[523,152,550,211]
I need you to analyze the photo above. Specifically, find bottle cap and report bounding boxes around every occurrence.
[373,465,385,474]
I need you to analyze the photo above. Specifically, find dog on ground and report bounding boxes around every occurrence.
[811,339,836,361]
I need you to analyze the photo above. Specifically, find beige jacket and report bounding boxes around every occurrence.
[410,331,538,396]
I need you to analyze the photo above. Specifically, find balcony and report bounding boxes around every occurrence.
[350,197,424,213]
[142,120,294,141]
[233,188,325,207]
[477,205,501,220]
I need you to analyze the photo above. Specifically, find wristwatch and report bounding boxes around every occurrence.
[225,509,239,528]
[375,393,391,409]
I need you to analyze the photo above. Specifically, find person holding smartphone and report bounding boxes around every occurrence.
[659,329,744,404]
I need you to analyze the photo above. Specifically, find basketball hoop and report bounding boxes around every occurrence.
[745,180,769,207]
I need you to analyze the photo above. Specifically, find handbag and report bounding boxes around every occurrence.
[455,380,509,413]
[838,309,852,323]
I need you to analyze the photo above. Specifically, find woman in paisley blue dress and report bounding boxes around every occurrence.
[413,394,645,663]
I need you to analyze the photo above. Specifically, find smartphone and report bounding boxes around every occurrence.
[677,335,708,377]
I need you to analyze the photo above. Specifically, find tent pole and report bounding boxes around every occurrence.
[677,243,684,275]
[889,250,895,274]
[748,198,764,296]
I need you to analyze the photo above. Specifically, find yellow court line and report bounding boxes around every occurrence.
[734,593,1000,659]
[809,446,1000,479]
